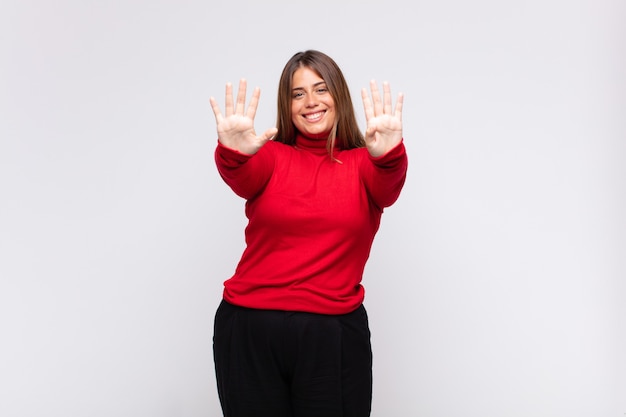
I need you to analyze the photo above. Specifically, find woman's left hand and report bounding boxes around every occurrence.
[361,80,403,157]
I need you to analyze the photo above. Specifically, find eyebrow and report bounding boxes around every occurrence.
[292,81,327,91]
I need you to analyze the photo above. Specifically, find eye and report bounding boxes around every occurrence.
[292,91,304,99]
[316,87,328,94]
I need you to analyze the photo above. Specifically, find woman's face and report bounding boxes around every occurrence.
[290,66,336,139]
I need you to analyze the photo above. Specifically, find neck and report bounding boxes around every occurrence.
[295,133,332,154]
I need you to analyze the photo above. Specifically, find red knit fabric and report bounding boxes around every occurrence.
[215,135,408,315]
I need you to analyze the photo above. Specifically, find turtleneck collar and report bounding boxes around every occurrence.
[295,134,336,155]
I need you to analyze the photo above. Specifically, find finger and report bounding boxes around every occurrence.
[261,127,278,142]
[235,78,247,115]
[361,87,374,121]
[224,82,234,117]
[370,80,382,116]
[209,96,223,122]
[246,86,261,120]
[394,92,404,121]
[383,81,392,114]
[364,124,377,142]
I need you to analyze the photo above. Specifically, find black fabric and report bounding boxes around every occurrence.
[213,300,373,417]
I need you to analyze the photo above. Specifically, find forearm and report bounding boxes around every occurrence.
[215,141,273,199]
[364,140,408,208]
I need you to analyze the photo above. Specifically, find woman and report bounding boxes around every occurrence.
[209,50,408,417]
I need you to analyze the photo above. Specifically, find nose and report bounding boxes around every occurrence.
[304,93,318,107]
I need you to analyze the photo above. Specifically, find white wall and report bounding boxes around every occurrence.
[1,0,624,416]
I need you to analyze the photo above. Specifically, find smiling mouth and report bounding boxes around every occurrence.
[304,111,325,121]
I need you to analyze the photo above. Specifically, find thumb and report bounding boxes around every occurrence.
[365,125,376,142]
[260,127,278,142]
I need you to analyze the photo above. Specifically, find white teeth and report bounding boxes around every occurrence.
[305,112,323,120]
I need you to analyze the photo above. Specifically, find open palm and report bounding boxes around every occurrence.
[361,80,403,157]
[209,79,277,155]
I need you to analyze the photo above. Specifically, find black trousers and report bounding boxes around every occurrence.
[213,300,373,417]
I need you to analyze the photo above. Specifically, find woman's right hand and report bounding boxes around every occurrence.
[209,78,277,155]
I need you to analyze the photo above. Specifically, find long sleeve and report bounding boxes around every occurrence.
[214,140,277,199]
[361,140,408,209]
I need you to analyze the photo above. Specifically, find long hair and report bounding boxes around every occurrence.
[274,50,365,155]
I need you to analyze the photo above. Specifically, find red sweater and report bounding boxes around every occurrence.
[215,134,408,315]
